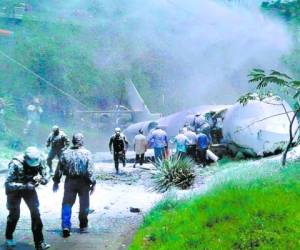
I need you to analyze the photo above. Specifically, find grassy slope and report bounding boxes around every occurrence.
[130,161,300,250]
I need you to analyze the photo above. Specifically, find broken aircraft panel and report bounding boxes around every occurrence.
[222,96,299,156]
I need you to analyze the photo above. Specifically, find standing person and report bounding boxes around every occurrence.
[53,133,96,237]
[0,98,7,133]
[173,129,189,159]
[24,98,43,145]
[46,125,70,175]
[133,129,147,168]
[192,112,206,132]
[5,147,50,250]
[109,128,129,174]
[148,126,168,162]
[193,113,212,142]
[182,122,189,134]
[185,126,197,161]
[196,131,210,166]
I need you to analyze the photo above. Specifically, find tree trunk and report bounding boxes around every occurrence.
[281,141,292,166]
[281,109,300,166]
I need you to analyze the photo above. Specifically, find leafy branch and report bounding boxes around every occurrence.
[238,69,300,166]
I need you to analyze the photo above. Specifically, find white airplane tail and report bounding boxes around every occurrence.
[125,79,161,121]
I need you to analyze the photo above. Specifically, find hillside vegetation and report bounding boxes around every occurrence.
[130,160,300,249]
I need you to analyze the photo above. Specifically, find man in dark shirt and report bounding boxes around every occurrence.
[109,128,128,174]
[46,125,70,175]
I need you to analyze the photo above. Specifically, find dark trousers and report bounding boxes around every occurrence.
[135,154,145,166]
[47,149,63,172]
[113,151,126,172]
[6,190,44,245]
[187,145,196,161]
[62,177,90,229]
[197,149,207,166]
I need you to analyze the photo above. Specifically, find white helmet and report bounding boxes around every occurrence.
[24,147,41,167]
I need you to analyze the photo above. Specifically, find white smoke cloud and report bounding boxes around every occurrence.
[43,0,292,108]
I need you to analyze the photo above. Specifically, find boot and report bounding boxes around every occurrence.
[35,242,51,250]
[62,228,71,238]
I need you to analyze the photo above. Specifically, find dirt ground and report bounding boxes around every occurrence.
[0,162,162,250]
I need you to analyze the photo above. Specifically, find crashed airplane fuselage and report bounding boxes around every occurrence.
[222,96,299,156]
[124,96,299,157]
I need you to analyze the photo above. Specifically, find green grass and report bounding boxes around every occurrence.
[130,161,300,250]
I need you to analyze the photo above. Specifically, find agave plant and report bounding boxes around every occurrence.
[153,156,196,192]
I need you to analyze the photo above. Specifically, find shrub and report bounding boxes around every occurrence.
[153,156,196,192]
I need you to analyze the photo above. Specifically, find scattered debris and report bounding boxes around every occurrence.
[129,207,141,213]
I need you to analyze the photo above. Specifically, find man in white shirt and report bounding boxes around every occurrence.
[133,129,147,168]
[184,126,197,161]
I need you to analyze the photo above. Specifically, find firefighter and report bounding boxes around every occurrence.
[46,125,70,175]
[53,133,96,237]
[5,147,51,250]
[109,128,129,174]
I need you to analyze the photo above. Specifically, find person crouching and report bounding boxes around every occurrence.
[5,147,51,250]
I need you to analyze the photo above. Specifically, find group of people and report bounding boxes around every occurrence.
[108,116,212,175]
[150,125,211,165]
[5,126,96,250]
[4,111,214,249]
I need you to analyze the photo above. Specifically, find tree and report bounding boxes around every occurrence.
[238,69,300,166]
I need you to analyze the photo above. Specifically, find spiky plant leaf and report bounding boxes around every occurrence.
[153,156,196,192]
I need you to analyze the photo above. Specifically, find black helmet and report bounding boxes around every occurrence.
[52,125,59,133]
[72,133,84,146]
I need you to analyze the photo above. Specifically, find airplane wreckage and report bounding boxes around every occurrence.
[121,82,299,159]
[81,81,298,159]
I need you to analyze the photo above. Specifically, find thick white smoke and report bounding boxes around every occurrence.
[45,0,291,108]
